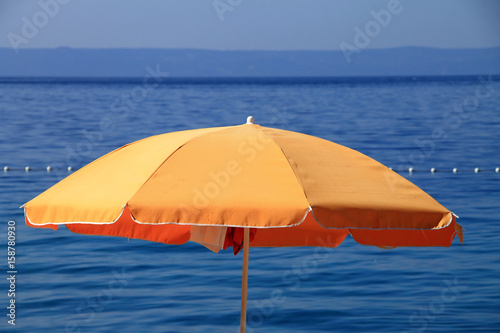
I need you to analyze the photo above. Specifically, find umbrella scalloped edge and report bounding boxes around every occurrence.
[24,205,463,248]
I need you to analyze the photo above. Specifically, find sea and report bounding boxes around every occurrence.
[0,76,499,333]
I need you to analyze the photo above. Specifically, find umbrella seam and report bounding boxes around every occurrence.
[20,132,170,209]
[256,126,312,208]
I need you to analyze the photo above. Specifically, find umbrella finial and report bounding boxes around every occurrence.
[246,116,254,124]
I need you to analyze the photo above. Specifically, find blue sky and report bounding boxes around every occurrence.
[1,0,499,50]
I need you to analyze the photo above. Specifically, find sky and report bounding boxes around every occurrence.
[1,0,499,50]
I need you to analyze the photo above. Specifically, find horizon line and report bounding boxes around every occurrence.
[2,46,500,52]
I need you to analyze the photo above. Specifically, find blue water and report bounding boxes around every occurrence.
[1,76,499,333]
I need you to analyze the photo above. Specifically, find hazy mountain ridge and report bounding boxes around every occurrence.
[1,47,499,77]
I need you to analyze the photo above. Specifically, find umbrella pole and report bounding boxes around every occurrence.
[240,228,250,333]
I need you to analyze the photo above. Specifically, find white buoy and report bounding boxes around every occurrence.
[495,167,499,173]
[452,168,458,173]
[246,116,254,124]
[474,167,479,173]
[46,166,52,172]
[25,166,30,172]
[67,166,73,171]
[430,168,436,173]
[3,166,8,172]
[388,167,393,170]
[408,167,414,173]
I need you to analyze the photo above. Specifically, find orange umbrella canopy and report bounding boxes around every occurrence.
[24,117,462,250]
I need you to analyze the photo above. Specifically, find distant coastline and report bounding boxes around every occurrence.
[1,47,499,78]
[0,75,498,85]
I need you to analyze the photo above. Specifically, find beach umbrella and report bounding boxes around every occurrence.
[24,116,463,332]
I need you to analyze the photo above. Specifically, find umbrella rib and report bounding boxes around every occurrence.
[21,131,173,210]
[256,127,312,207]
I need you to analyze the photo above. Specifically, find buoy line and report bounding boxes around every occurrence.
[3,166,500,174]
